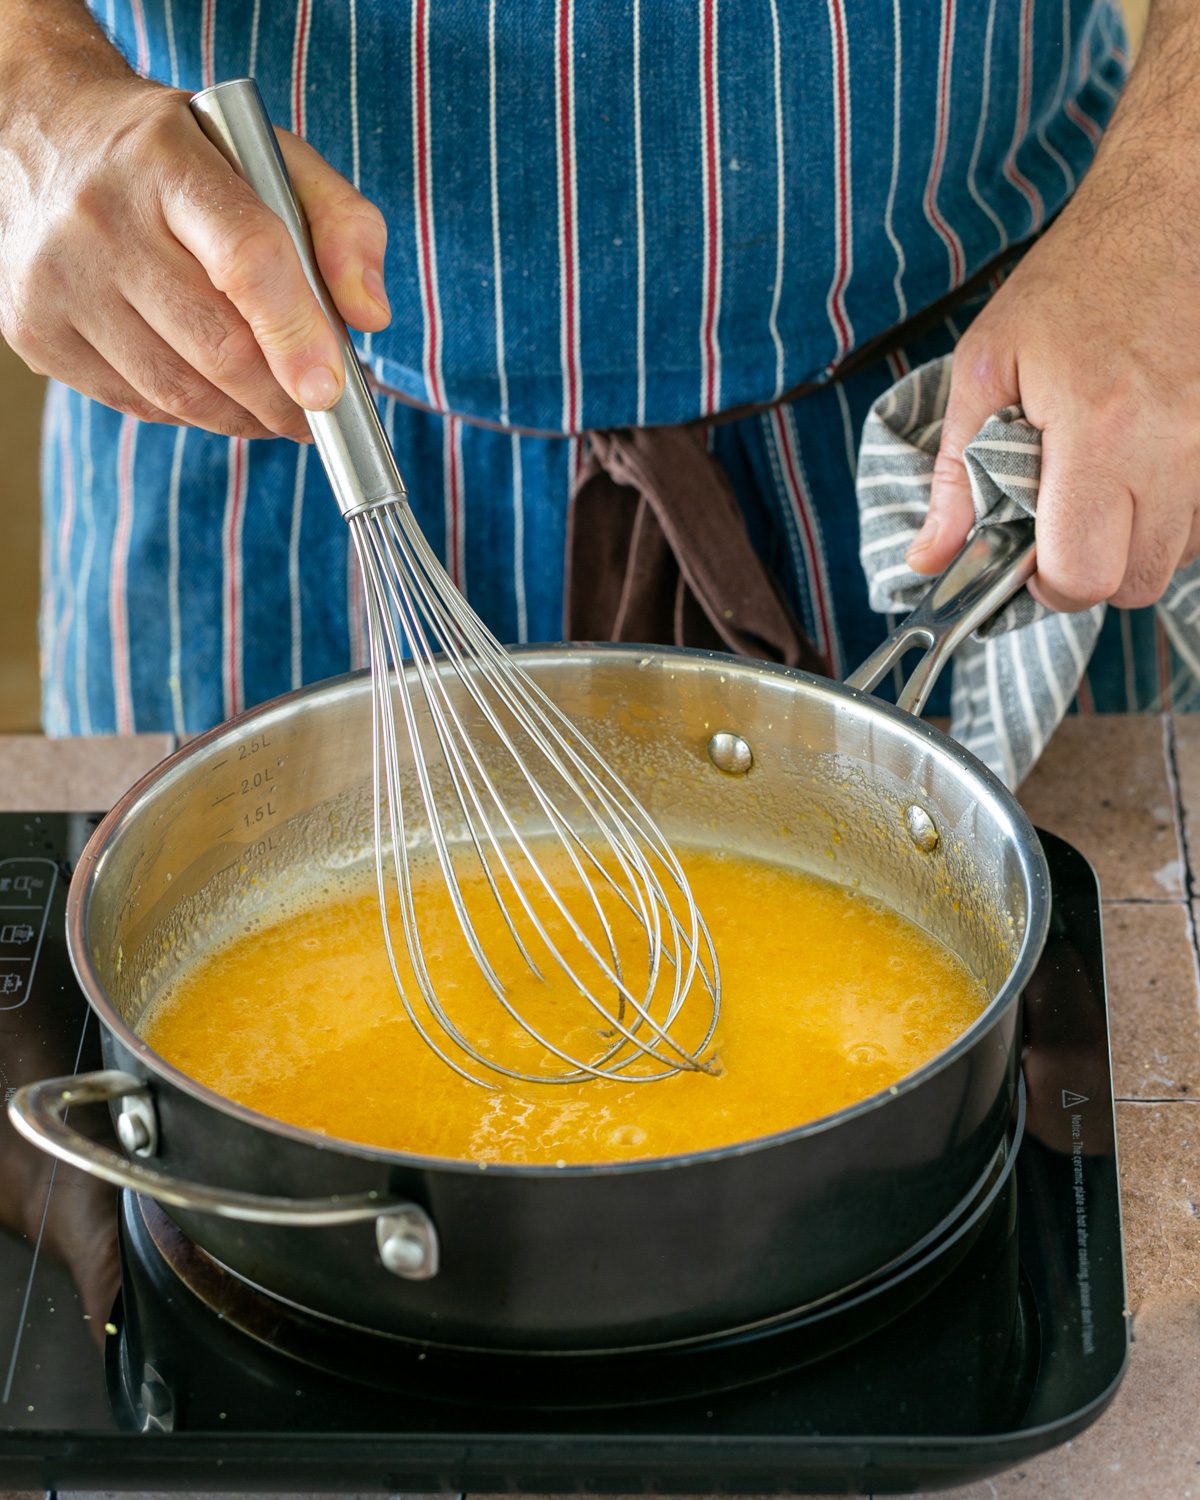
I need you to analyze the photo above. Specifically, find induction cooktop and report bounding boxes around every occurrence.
[0,812,1128,1493]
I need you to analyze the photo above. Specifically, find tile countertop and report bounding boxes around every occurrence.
[1,719,1198,1500]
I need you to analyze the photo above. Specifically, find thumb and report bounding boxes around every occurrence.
[907,344,1017,575]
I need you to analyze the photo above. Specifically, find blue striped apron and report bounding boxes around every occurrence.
[42,0,1145,738]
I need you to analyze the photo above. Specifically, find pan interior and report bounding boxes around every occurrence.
[138,831,992,1163]
[80,653,1040,1104]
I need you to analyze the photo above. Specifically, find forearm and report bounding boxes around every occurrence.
[918,0,1200,613]
[0,0,132,130]
[1069,0,1200,229]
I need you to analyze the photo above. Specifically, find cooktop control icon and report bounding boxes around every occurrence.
[0,859,57,1010]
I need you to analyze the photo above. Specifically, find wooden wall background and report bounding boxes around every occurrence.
[0,338,44,732]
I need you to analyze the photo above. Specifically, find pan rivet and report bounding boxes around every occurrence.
[708,731,753,776]
[904,804,939,853]
[376,1206,440,1281]
[117,1096,158,1158]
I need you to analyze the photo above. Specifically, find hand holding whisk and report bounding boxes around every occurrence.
[190,79,721,1088]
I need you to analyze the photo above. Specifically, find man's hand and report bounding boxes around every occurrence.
[908,0,1200,613]
[0,1,389,440]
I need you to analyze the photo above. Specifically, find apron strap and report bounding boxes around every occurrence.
[565,425,827,674]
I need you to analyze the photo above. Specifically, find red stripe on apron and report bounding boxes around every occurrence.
[825,0,853,359]
[201,0,215,90]
[111,416,137,735]
[222,437,248,718]
[556,0,581,432]
[699,0,721,416]
[923,0,965,285]
[413,0,444,410]
[292,0,311,137]
[445,414,464,590]
[887,350,910,381]
[770,407,838,673]
[129,0,150,75]
[1002,0,1045,227]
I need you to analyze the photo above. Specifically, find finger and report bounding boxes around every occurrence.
[909,342,1018,575]
[77,301,278,439]
[1109,494,1192,610]
[7,323,178,425]
[277,130,390,334]
[122,240,310,440]
[163,156,345,412]
[1027,430,1133,613]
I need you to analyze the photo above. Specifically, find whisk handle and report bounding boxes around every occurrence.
[189,78,406,517]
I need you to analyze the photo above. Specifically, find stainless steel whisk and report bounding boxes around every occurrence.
[191,80,721,1087]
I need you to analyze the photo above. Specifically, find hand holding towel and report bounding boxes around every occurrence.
[857,356,1200,786]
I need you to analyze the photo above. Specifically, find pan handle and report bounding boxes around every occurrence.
[7,1071,438,1276]
[845,518,1037,716]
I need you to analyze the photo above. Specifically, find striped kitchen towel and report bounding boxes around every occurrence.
[857,356,1200,787]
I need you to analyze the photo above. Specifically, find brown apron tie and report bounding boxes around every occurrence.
[565,425,827,674]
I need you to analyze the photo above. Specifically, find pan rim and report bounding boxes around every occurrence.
[67,644,1050,1180]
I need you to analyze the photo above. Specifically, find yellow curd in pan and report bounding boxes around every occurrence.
[142,847,987,1165]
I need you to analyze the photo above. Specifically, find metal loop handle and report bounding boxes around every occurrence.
[8,1070,405,1227]
[845,518,1037,716]
[189,78,407,518]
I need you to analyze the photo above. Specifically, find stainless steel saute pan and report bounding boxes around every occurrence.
[10,521,1046,1352]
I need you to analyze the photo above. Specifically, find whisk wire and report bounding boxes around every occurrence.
[362,518,659,1084]
[380,507,716,1059]
[357,534,498,1087]
[353,503,721,1084]
[362,509,715,1081]
[388,513,701,1027]
[405,518,711,1023]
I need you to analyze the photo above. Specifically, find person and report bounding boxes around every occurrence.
[1,0,1189,741]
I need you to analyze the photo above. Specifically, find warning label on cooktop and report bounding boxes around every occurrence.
[0,859,57,1010]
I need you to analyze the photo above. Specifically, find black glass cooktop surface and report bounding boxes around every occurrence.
[0,813,1128,1493]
